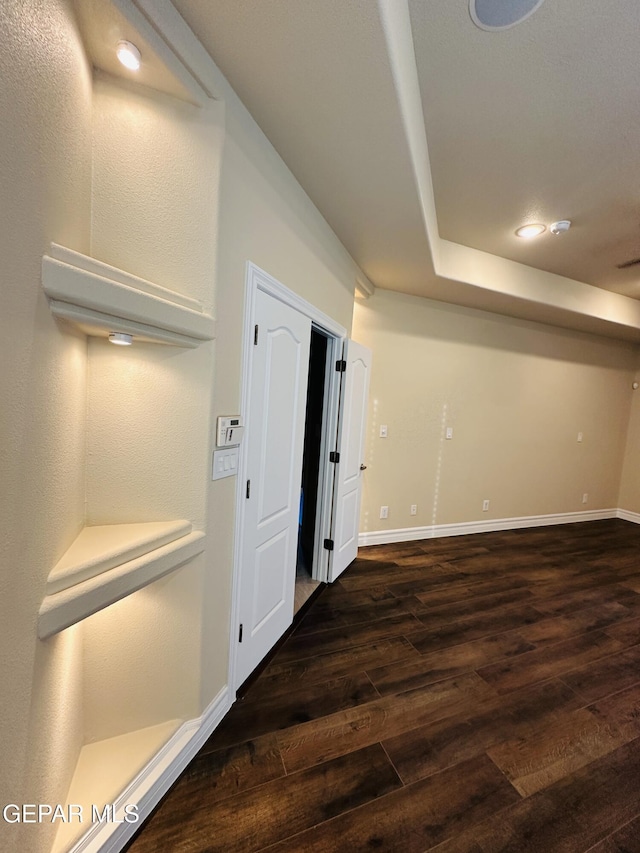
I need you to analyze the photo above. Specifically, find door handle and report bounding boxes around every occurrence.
[360,464,367,471]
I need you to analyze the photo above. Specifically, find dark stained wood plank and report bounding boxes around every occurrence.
[355,543,429,561]
[518,601,633,648]
[416,575,530,608]
[419,539,493,555]
[177,733,285,801]
[529,570,628,600]
[384,572,471,598]
[412,588,535,629]
[486,707,628,796]
[586,815,640,852]
[275,612,424,662]
[260,755,519,853]
[472,738,640,853]
[368,631,535,696]
[415,542,491,559]
[294,595,416,636]
[126,744,401,853]
[392,553,470,568]
[445,551,556,574]
[257,636,421,693]
[205,672,379,751]
[477,631,623,694]
[381,679,581,785]
[531,583,640,616]
[340,565,462,592]
[590,682,640,740]
[410,604,546,655]
[277,673,496,773]
[605,616,640,646]
[429,836,485,853]
[560,644,640,703]
[309,582,395,610]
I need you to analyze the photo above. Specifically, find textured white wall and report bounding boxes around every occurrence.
[353,290,636,532]
[0,2,93,852]
[90,73,223,310]
[200,80,361,702]
[82,565,202,742]
[85,339,211,526]
[618,364,640,512]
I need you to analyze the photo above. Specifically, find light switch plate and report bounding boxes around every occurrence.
[212,448,239,480]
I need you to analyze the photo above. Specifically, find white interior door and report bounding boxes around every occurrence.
[329,340,372,581]
[236,289,311,685]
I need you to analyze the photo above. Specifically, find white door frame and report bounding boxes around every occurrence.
[228,262,347,692]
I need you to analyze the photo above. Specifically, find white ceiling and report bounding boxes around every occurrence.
[410,0,640,298]
[166,0,640,338]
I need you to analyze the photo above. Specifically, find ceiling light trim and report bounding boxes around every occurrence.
[515,223,546,239]
[469,0,546,32]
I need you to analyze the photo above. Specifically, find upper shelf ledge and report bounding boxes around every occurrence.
[39,521,206,639]
[42,244,216,347]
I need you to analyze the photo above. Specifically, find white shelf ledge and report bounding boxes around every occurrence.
[42,244,216,347]
[46,520,193,595]
[52,719,181,853]
[39,523,206,639]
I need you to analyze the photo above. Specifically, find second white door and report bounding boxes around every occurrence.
[329,340,372,581]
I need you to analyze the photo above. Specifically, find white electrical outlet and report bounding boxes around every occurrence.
[482,499,490,512]
[379,424,388,438]
[380,505,389,519]
[582,493,588,504]
[577,432,583,443]
[410,504,417,516]
[445,427,453,440]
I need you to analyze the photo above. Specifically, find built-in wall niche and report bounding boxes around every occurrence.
[50,564,204,853]
[39,243,214,638]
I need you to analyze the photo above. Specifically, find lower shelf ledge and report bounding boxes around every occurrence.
[52,720,182,853]
[39,531,206,639]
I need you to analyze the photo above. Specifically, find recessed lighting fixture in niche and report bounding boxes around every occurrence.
[116,40,141,71]
[109,332,133,346]
[515,223,546,239]
[470,0,546,31]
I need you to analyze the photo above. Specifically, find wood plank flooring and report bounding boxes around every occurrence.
[124,519,640,852]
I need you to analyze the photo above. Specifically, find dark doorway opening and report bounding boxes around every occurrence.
[296,329,328,610]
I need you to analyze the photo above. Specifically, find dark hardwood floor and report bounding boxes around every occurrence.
[124,519,640,852]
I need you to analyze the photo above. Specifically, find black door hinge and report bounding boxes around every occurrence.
[324,538,334,551]
[246,479,251,498]
[329,451,340,463]
[335,359,347,372]
[239,623,243,642]
[254,325,259,345]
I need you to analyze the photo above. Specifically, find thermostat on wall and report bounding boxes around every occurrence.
[216,415,244,447]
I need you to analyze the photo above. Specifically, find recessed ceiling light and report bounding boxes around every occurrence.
[515,223,546,239]
[116,40,141,72]
[470,0,546,31]
[109,332,133,346]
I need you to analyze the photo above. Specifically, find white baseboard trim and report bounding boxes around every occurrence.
[70,686,232,853]
[358,508,619,547]
[616,508,640,525]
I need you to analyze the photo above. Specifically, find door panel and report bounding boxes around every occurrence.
[329,340,372,581]
[237,290,311,685]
